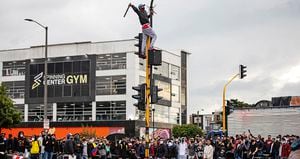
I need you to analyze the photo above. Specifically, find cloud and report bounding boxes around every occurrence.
[0,0,299,117]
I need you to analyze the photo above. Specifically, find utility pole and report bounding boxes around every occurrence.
[145,0,155,158]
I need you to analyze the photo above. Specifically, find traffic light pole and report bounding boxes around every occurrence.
[145,1,154,158]
[222,73,239,136]
[145,37,151,158]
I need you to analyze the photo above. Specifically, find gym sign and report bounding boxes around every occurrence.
[32,72,88,90]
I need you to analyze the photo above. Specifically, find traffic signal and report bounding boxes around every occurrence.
[132,83,146,111]
[239,64,247,79]
[225,100,234,115]
[134,33,146,59]
[151,85,163,104]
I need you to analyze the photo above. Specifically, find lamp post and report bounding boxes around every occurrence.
[24,19,48,126]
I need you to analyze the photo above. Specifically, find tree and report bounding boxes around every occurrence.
[227,99,253,108]
[0,84,22,133]
[172,124,203,138]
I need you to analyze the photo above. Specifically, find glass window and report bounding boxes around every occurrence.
[28,104,53,122]
[55,63,63,73]
[64,62,72,73]
[96,75,126,95]
[139,59,146,71]
[170,65,180,80]
[172,85,180,103]
[2,61,26,76]
[57,102,92,121]
[96,101,126,121]
[73,61,81,73]
[2,81,25,99]
[155,80,171,101]
[96,53,126,70]
[153,62,169,78]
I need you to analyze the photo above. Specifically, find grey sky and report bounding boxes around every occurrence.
[1,0,300,115]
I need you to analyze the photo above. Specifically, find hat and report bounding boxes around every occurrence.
[138,4,145,9]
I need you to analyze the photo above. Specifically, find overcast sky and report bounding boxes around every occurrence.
[1,0,300,115]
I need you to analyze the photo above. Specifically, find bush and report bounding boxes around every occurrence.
[172,124,203,138]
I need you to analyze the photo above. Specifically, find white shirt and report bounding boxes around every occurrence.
[38,137,45,153]
[204,145,214,159]
[178,142,187,156]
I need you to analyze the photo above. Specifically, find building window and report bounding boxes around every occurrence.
[96,101,126,120]
[170,65,180,80]
[139,59,146,71]
[56,102,92,121]
[153,62,169,78]
[96,53,126,70]
[2,81,25,99]
[28,104,53,122]
[14,104,24,121]
[172,85,180,103]
[155,80,171,105]
[2,61,26,76]
[96,75,126,95]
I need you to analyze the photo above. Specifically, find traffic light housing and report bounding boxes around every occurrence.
[239,64,247,79]
[134,33,146,59]
[151,85,163,104]
[132,83,146,111]
[225,100,234,115]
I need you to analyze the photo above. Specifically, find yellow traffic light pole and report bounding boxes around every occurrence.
[222,73,239,135]
[145,37,151,158]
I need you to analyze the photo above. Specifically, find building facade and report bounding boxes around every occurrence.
[0,39,189,137]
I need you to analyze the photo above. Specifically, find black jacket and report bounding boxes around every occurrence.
[131,5,150,25]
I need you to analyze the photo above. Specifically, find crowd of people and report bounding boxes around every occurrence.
[0,130,299,159]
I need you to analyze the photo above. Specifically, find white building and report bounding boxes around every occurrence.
[0,39,190,126]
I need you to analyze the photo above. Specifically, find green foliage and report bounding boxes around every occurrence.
[0,84,22,132]
[172,124,203,138]
[79,124,97,138]
[228,99,253,108]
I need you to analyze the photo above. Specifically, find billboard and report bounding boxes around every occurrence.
[25,56,96,103]
[290,96,300,106]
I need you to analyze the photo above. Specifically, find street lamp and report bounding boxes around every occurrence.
[25,18,48,126]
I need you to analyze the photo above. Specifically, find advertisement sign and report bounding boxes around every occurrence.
[25,56,96,103]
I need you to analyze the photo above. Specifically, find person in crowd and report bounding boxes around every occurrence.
[30,135,40,159]
[281,137,291,159]
[0,133,6,159]
[74,133,83,159]
[289,139,300,159]
[44,132,55,159]
[204,139,214,159]
[188,138,197,159]
[156,140,167,159]
[82,137,88,159]
[178,137,188,159]
[64,133,75,159]
[271,136,281,159]
[137,140,146,158]
[6,134,14,154]
[38,131,46,159]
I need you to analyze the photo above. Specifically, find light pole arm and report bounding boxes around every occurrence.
[222,73,239,133]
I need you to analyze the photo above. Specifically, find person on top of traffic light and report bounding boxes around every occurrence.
[129,3,157,53]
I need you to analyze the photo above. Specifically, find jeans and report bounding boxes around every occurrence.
[44,151,53,159]
[142,26,157,54]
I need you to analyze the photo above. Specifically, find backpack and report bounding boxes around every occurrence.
[91,148,98,157]
[30,140,40,154]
